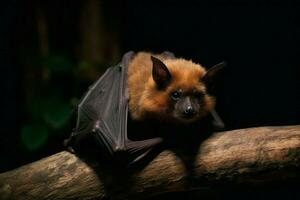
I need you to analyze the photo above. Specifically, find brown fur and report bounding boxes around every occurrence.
[128,52,215,122]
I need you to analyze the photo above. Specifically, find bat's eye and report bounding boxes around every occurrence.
[194,91,205,100]
[171,90,182,101]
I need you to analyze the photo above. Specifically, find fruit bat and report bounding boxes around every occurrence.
[65,51,225,166]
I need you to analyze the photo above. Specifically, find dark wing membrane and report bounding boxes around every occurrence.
[73,52,135,155]
[66,51,165,165]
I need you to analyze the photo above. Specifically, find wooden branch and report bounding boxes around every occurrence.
[1,125,300,200]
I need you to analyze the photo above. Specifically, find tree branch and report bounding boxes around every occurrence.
[1,125,300,200]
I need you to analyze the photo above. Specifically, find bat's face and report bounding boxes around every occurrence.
[138,56,225,123]
[169,87,213,123]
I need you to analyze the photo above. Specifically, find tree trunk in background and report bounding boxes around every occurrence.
[79,0,119,68]
[36,3,49,58]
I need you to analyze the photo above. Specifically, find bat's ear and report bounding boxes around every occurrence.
[151,56,172,89]
[202,61,226,93]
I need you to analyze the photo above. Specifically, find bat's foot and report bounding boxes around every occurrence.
[63,139,75,153]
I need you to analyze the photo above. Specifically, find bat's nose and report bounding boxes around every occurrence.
[183,106,195,118]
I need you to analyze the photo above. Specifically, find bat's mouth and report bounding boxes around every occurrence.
[173,113,199,123]
[173,109,209,124]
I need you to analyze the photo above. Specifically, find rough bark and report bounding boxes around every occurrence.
[0,125,300,200]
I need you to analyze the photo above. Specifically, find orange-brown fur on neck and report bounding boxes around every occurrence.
[128,52,215,122]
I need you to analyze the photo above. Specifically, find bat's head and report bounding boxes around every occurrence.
[139,56,225,124]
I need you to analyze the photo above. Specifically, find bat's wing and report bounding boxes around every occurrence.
[210,109,225,131]
[205,61,226,131]
[65,52,162,165]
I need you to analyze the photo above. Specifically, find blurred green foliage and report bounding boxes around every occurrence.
[22,54,69,151]
[21,124,48,151]
[21,53,99,152]
[19,0,120,156]
[43,54,72,73]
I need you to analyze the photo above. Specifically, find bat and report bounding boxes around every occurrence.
[65,51,225,167]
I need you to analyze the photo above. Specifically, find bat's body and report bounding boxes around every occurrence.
[65,51,225,166]
[128,52,216,123]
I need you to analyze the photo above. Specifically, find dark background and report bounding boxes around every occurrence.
[1,0,300,199]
